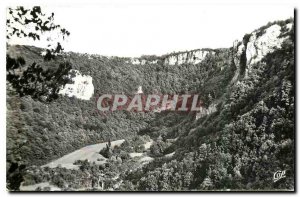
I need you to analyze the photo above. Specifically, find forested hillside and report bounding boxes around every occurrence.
[7,18,294,191]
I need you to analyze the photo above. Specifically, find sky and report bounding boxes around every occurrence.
[7,1,294,57]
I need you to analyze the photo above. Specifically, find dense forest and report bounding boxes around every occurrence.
[7,16,294,191]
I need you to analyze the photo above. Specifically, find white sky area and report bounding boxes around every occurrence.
[7,2,294,57]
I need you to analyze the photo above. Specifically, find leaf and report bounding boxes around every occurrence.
[44,21,49,26]
[24,18,31,24]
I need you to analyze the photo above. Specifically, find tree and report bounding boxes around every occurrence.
[6,6,73,102]
[6,6,71,191]
[7,6,70,60]
[99,140,113,159]
[7,55,73,102]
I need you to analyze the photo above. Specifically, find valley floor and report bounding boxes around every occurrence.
[21,138,159,191]
[42,139,125,170]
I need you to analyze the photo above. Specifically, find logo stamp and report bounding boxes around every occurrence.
[273,170,286,182]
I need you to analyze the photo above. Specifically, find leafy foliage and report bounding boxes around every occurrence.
[7,18,294,191]
[6,6,71,191]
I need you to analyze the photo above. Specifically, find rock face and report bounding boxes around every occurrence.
[232,22,293,80]
[163,50,212,65]
[130,58,158,65]
[246,25,283,65]
[136,86,143,94]
[129,49,212,66]
[231,40,245,83]
[245,24,287,77]
[199,21,292,119]
[131,58,141,65]
[59,69,94,100]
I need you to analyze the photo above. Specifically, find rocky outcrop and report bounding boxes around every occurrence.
[136,86,143,94]
[59,69,94,100]
[231,40,245,83]
[163,50,212,65]
[129,58,158,65]
[129,49,213,66]
[245,24,287,77]
[232,22,293,81]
